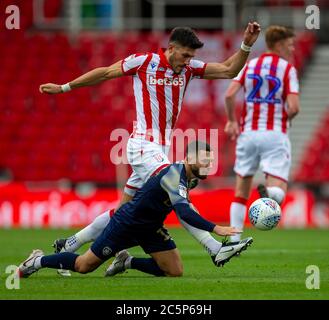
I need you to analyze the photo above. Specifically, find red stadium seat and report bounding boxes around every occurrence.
[0,30,317,182]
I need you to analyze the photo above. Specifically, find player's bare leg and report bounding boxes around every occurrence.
[150,249,183,277]
[230,175,253,242]
[73,249,104,274]
[106,249,183,277]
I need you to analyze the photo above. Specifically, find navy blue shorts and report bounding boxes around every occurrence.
[90,218,176,260]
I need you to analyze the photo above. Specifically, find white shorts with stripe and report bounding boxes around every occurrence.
[234,131,291,182]
[124,137,170,196]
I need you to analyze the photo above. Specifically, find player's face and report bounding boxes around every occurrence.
[278,37,295,61]
[189,150,214,180]
[168,44,196,74]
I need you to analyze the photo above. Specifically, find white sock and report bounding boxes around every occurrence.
[230,201,247,242]
[65,210,111,252]
[179,217,222,256]
[267,186,285,205]
[64,235,82,253]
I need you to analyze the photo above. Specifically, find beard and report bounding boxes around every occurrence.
[191,166,208,180]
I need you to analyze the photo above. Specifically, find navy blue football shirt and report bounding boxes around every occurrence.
[112,162,215,232]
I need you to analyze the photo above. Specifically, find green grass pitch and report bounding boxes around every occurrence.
[0,228,328,300]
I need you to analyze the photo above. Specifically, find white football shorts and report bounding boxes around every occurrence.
[234,130,291,182]
[124,137,170,196]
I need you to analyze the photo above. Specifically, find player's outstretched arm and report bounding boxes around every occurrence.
[203,22,261,80]
[39,60,123,94]
[175,202,241,237]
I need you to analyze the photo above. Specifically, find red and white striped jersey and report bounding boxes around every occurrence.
[234,52,299,133]
[121,48,207,145]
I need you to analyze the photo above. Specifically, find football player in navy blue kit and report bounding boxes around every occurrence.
[18,141,253,278]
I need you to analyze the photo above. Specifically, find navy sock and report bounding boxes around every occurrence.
[41,252,79,271]
[131,258,165,277]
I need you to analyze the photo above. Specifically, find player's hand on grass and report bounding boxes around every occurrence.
[39,83,62,94]
[213,225,242,236]
[243,21,261,47]
[224,120,240,140]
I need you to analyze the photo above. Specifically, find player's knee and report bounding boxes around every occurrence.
[74,258,93,274]
[167,269,183,277]
[166,264,183,277]
[75,264,92,274]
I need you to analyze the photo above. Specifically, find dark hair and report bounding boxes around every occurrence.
[169,27,204,49]
[265,25,295,49]
[186,141,211,156]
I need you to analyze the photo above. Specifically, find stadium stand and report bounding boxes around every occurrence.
[0,22,316,183]
[294,106,329,183]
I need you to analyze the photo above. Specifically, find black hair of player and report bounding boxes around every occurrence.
[169,27,204,49]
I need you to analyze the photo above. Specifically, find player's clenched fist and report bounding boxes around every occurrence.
[243,21,261,47]
[39,83,62,94]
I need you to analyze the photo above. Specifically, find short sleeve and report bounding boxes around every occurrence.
[160,164,216,233]
[189,59,207,79]
[121,53,148,76]
[233,64,247,85]
[160,165,189,207]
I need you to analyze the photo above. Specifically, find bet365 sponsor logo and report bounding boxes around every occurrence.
[147,74,184,87]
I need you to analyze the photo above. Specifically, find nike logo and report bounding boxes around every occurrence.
[221,247,235,253]
[22,257,34,267]
[215,246,237,262]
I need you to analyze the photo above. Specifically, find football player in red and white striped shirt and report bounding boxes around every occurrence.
[224,26,300,241]
[40,23,261,268]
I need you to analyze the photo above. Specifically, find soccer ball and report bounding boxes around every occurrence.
[248,198,281,231]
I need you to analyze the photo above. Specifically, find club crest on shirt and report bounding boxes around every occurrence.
[178,185,187,198]
[102,246,112,256]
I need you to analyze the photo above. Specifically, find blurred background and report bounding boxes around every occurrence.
[0,0,328,228]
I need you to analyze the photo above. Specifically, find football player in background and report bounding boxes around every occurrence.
[224,25,300,241]
[18,141,253,279]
